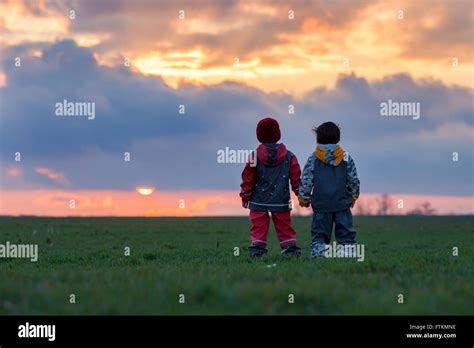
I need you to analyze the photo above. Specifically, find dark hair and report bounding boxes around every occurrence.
[313,122,340,144]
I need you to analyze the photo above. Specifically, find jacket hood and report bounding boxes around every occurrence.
[257,143,288,167]
[315,144,344,166]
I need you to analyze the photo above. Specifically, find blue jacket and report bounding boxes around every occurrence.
[298,144,360,212]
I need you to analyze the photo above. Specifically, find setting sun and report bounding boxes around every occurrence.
[136,187,155,196]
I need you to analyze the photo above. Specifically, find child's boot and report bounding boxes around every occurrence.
[311,242,328,258]
[248,244,268,257]
[281,243,302,256]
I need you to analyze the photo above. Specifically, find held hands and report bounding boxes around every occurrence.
[298,196,310,208]
[351,196,358,209]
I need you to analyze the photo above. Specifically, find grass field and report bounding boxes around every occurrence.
[0,216,472,315]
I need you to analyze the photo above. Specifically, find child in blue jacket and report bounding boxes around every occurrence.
[298,122,360,257]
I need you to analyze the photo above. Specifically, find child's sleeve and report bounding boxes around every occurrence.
[346,155,360,205]
[298,154,316,205]
[239,161,256,203]
[289,154,301,196]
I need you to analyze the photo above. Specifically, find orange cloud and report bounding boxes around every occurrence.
[6,166,22,177]
[0,0,69,46]
[34,167,69,185]
[2,0,471,95]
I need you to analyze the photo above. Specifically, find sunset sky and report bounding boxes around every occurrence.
[0,0,473,216]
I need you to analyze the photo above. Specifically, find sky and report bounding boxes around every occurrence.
[0,0,473,216]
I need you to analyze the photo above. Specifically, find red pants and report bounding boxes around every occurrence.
[249,210,297,248]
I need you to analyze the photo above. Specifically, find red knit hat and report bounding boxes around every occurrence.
[256,118,281,143]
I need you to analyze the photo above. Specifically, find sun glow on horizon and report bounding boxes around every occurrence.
[136,187,155,196]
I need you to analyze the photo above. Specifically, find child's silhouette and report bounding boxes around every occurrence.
[240,118,302,257]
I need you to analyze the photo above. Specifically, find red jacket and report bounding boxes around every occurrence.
[240,143,301,204]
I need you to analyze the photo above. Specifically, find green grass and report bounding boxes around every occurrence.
[0,216,472,315]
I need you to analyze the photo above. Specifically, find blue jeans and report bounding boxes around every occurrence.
[311,208,356,245]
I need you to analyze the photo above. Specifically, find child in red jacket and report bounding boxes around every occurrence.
[240,118,302,257]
